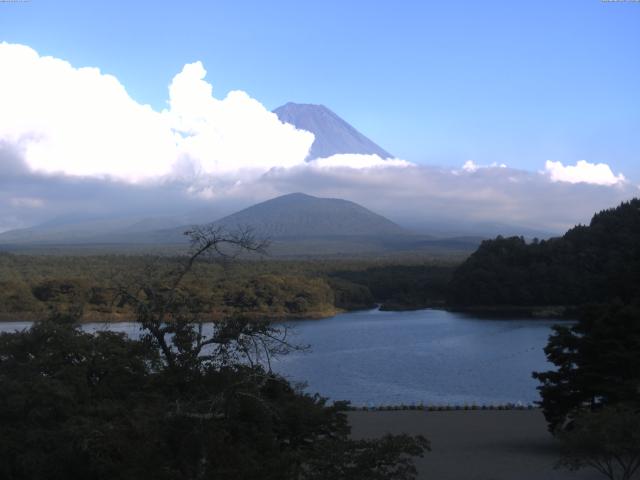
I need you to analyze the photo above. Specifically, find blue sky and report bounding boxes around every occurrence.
[1,0,639,179]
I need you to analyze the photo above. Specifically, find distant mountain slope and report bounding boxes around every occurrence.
[273,103,392,160]
[0,216,187,245]
[213,193,405,238]
[0,192,487,257]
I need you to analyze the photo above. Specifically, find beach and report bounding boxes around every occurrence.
[349,409,602,480]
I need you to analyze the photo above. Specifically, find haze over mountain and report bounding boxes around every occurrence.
[0,90,624,249]
[273,103,393,160]
[0,193,405,244]
[0,216,188,245]
[0,192,486,257]
[1,42,637,242]
[211,192,405,238]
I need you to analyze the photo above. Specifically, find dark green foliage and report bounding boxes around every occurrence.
[302,434,430,480]
[327,277,376,310]
[533,303,640,432]
[218,274,334,315]
[556,406,640,480]
[0,315,347,479]
[31,279,85,302]
[0,280,40,313]
[0,311,157,480]
[0,228,430,480]
[331,265,452,310]
[0,253,457,319]
[449,199,640,306]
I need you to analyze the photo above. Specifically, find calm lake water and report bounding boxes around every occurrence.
[0,309,562,406]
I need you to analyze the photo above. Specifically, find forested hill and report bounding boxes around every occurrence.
[448,199,640,307]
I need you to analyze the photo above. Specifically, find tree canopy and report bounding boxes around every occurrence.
[533,303,640,432]
[448,199,640,307]
[556,405,640,480]
[0,227,430,480]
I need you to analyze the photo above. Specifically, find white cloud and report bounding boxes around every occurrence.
[0,42,636,237]
[0,43,176,181]
[256,162,637,233]
[544,160,626,186]
[462,160,479,172]
[460,160,507,173]
[0,43,316,182]
[1,145,637,236]
[166,62,314,175]
[0,43,408,183]
[309,154,413,169]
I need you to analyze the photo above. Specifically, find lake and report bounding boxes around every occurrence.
[0,308,562,406]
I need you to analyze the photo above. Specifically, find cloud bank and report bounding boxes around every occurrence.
[0,42,637,236]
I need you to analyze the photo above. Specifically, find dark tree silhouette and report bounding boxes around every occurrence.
[449,199,640,307]
[556,406,640,480]
[533,303,640,433]
[0,226,430,480]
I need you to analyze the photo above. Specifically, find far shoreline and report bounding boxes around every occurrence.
[447,304,578,320]
[0,304,579,323]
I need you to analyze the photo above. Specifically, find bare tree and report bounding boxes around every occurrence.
[105,225,429,480]
[1,225,430,480]
[113,226,300,413]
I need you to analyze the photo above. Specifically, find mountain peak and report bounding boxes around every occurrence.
[278,102,329,111]
[275,192,316,200]
[214,193,404,239]
[273,103,393,161]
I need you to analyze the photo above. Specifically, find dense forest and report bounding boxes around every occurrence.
[3,199,639,320]
[0,229,429,480]
[0,253,456,322]
[448,199,640,308]
[2,202,640,477]
[439,200,640,474]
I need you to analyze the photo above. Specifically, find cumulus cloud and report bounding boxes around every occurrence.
[0,43,316,182]
[544,160,626,186]
[167,62,314,176]
[0,43,176,181]
[0,42,637,237]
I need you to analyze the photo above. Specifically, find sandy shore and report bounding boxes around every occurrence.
[348,410,601,480]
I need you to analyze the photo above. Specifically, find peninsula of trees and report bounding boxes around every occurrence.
[449,199,640,309]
